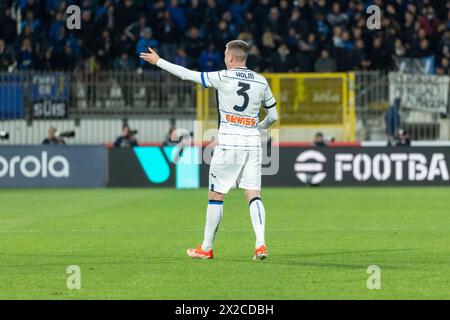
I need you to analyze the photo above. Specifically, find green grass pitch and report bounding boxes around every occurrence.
[0,187,449,299]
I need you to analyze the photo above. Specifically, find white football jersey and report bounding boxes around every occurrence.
[201,67,277,150]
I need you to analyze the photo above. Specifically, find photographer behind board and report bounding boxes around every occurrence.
[0,130,9,141]
[42,127,73,145]
[313,132,335,147]
[114,124,139,148]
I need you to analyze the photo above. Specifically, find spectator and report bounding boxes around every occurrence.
[149,0,166,23]
[436,57,450,75]
[278,0,291,22]
[369,37,390,70]
[174,48,188,67]
[313,13,331,44]
[287,8,309,39]
[393,39,407,58]
[204,0,223,31]
[115,32,134,58]
[199,44,222,72]
[253,0,271,31]
[167,0,186,31]
[156,11,180,57]
[124,13,148,44]
[385,98,401,146]
[113,125,138,148]
[419,6,440,36]
[414,38,433,58]
[115,0,137,33]
[327,2,347,26]
[16,25,38,53]
[16,38,36,70]
[185,27,205,69]
[270,44,293,72]
[354,39,371,70]
[260,31,277,58]
[0,1,448,74]
[241,12,257,36]
[0,39,13,71]
[20,10,41,34]
[96,29,113,70]
[185,0,203,29]
[312,0,328,17]
[114,51,136,71]
[229,0,249,27]
[61,44,77,71]
[114,51,136,107]
[314,50,337,72]
[332,26,344,48]
[49,12,65,44]
[294,40,314,72]
[214,20,232,51]
[265,7,285,35]
[78,10,97,57]
[247,45,262,72]
[39,47,55,71]
[0,7,17,44]
[136,27,159,66]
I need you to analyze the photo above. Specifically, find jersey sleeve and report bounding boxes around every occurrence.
[262,83,276,108]
[201,70,225,89]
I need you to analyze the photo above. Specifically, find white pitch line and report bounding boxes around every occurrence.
[0,226,447,233]
[0,228,297,233]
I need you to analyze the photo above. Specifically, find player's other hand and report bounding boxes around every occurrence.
[139,47,160,65]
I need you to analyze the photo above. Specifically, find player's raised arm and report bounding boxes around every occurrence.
[139,47,203,85]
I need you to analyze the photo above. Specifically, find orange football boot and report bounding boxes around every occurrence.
[187,245,214,259]
[254,245,268,260]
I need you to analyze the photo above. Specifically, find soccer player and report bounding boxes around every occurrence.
[140,40,278,260]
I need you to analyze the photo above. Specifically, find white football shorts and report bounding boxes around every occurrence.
[208,146,262,194]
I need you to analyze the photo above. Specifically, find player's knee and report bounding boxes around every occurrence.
[208,190,224,201]
[245,189,260,202]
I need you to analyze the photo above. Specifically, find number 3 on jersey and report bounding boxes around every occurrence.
[233,82,250,112]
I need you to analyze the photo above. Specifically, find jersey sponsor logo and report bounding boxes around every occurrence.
[224,114,256,127]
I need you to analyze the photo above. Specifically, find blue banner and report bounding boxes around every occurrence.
[0,146,107,188]
[0,73,25,119]
[30,73,69,101]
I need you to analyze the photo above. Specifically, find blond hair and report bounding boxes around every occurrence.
[226,40,249,62]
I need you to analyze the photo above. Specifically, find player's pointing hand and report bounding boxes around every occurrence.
[139,47,160,65]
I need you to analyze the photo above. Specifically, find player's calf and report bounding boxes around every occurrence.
[247,193,267,259]
[187,194,224,259]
